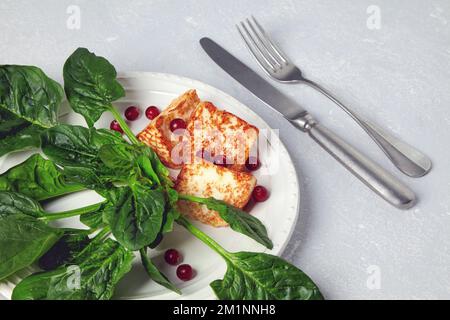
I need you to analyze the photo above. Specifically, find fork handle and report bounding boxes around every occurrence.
[302,79,432,178]
[294,119,416,209]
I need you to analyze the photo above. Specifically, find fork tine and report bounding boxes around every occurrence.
[245,18,282,67]
[237,22,276,72]
[240,21,277,69]
[250,16,290,63]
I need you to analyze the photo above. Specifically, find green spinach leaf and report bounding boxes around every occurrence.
[161,188,180,234]
[98,143,135,170]
[62,166,105,191]
[0,154,84,201]
[0,191,46,217]
[0,65,63,156]
[139,248,180,294]
[142,145,172,186]
[41,124,124,168]
[103,184,166,251]
[63,48,125,127]
[97,143,141,181]
[179,195,273,249]
[0,123,43,157]
[207,199,273,250]
[0,192,63,280]
[12,238,134,300]
[98,143,168,186]
[211,252,323,300]
[162,207,180,234]
[0,212,63,280]
[38,229,90,271]
[0,65,64,128]
[0,109,28,135]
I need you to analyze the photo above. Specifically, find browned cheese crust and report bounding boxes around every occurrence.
[187,101,259,171]
[137,89,200,168]
[175,161,257,227]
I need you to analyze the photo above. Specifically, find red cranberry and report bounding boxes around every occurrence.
[176,264,194,281]
[214,155,228,167]
[110,120,124,134]
[170,118,187,132]
[252,186,269,202]
[164,249,181,266]
[145,106,160,120]
[245,157,261,171]
[124,106,140,121]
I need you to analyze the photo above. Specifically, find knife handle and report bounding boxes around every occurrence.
[296,120,416,209]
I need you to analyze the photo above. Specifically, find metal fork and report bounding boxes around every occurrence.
[237,16,432,178]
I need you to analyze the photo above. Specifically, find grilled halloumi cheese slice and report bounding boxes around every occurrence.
[187,102,259,171]
[137,89,200,168]
[175,161,257,227]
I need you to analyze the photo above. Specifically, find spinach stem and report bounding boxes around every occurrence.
[178,194,209,204]
[176,216,230,259]
[92,226,111,243]
[108,105,140,145]
[41,201,106,222]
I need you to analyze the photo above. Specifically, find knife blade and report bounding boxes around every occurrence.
[200,37,307,121]
[199,37,416,209]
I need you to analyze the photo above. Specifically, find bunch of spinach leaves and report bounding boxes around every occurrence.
[0,48,323,300]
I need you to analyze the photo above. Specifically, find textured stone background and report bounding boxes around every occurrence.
[0,0,449,299]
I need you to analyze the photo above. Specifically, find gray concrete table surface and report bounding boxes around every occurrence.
[1,0,449,300]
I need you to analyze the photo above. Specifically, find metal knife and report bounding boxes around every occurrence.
[200,37,416,209]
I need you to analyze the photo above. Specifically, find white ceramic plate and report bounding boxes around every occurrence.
[0,72,300,300]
